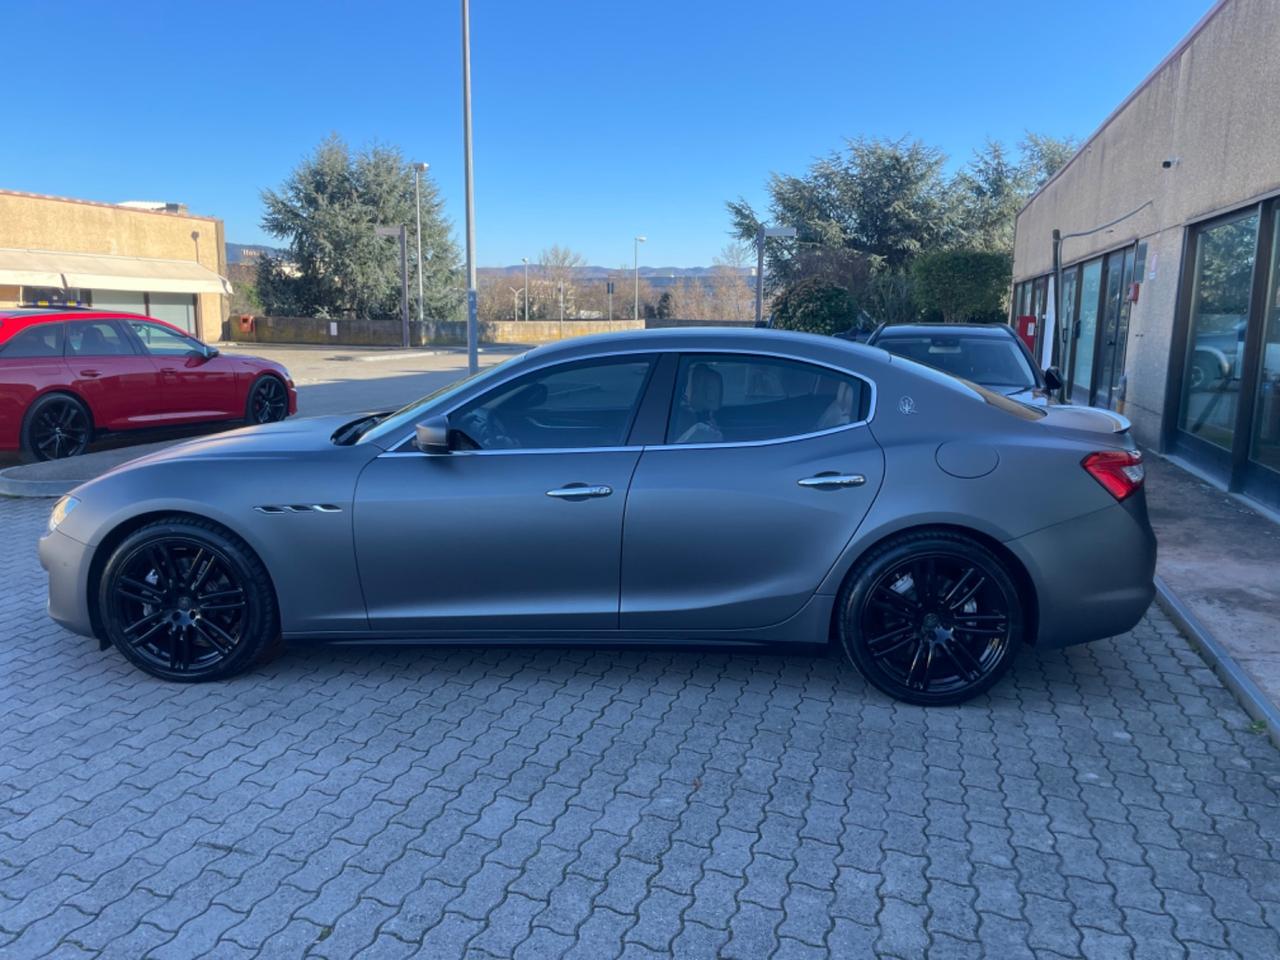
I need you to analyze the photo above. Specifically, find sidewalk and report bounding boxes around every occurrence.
[1145,452,1280,734]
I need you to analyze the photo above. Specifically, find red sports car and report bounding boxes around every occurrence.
[0,308,296,461]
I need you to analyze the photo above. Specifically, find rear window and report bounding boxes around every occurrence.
[964,379,1046,420]
[877,334,1037,389]
[0,323,64,358]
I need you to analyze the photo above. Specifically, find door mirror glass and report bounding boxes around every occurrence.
[1043,366,1063,391]
[414,415,451,454]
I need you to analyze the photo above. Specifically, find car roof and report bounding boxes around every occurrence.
[873,323,1017,340]
[0,307,189,344]
[521,325,895,368]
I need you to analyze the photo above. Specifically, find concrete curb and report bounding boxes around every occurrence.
[1154,574,1280,751]
[0,468,73,498]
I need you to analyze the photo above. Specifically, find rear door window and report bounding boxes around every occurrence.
[65,321,133,357]
[1,323,64,358]
[666,354,869,444]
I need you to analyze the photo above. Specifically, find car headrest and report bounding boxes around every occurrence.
[686,363,723,413]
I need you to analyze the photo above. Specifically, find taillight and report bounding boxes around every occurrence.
[1082,449,1145,501]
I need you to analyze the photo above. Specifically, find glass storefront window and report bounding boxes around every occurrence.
[1073,259,1102,401]
[1251,208,1280,475]
[1178,211,1259,451]
[1059,266,1078,372]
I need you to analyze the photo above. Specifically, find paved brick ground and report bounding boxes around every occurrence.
[2,496,1279,959]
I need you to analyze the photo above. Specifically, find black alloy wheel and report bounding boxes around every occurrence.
[839,531,1023,705]
[23,394,91,461]
[248,376,289,424]
[100,519,277,682]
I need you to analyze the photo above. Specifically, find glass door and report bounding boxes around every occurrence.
[1071,259,1102,402]
[1058,265,1078,375]
[1245,206,1280,504]
[1096,246,1136,410]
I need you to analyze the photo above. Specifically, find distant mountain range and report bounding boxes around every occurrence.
[227,243,746,280]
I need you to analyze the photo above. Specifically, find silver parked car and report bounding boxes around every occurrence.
[40,329,1156,705]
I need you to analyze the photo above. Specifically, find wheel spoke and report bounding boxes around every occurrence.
[947,573,987,611]
[953,623,1007,637]
[149,544,179,591]
[169,627,191,671]
[198,585,244,603]
[865,624,917,660]
[197,616,239,651]
[872,585,919,619]
[192,619,231,656]
[905,640,932,690]
[939,640,984,683]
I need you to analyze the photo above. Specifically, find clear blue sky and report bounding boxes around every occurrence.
[5,0,1212,268]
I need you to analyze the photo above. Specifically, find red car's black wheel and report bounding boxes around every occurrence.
[99,518,278,682]
[247,375,289,424]
[21,393,92,462]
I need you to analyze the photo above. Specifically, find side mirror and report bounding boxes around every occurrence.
[205,345,220,359]
[414,415,451,454]
[1043,366,1063,391]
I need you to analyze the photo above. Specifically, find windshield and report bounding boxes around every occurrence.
[877,334,1037,390]
[357,352,525,446]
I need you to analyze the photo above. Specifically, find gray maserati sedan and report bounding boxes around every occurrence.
[39,328,1156,705]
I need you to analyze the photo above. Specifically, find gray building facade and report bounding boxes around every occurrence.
[1012,0,1280,510]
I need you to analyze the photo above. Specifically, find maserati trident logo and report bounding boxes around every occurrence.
[897,396,918,415]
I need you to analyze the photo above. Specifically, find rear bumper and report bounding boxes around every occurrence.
[1006,499,1157,649]
[38,527,97,640]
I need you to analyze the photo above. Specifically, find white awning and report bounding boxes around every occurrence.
[0,247,232,296]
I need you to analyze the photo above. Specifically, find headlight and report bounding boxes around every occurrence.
[48,495,80,533]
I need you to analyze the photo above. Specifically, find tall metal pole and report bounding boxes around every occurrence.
[414,163,428,344]
[633,235,646,320]
[753,224,766,327]
[461,0,478,373]
[1052,228,1067,403]
[522,258,529,321]
[399,225,410,349]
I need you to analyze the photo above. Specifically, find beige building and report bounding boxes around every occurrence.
[1012,0,1280,512]
[0,190,232,342]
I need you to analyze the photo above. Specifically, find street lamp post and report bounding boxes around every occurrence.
[461,0,478,373]
[522,257,529,320]
[754,225,797,326]
[413,162,429,343]
[509,286,521,320]
[633,235,646,321]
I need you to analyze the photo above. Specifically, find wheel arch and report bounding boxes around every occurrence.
[86,509,280,647]
[825,521,1040,648]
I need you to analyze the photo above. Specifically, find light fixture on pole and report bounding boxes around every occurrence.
[461,0,478,374]
[413,162,429,343]
[754,225,796,326]
[509,286,521,320]
[633,235,646,320]
[521,257,529,321]
[376,225,410,349]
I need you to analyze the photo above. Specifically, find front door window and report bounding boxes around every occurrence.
[1178,210,1260,451]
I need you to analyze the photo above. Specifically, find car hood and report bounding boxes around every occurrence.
[1001,386,1049,406]
[109,414,363,470]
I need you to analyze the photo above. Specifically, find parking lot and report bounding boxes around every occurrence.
[3,344,1280,959]
[2,480,1279,957]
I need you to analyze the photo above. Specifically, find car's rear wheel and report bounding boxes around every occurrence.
[837,530,1023,706]
[21,393,92,461]
[99,518,278,682]
[246,375,289,424]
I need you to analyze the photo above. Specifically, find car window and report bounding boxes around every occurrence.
[452,356,654,450]
[128,320,202,356]
[877,334,1036,389]
[0,323,64,358]
[666,354,868,445]
[65,321,132,357]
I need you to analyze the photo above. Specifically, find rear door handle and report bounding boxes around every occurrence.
[797,473,865,489]
[546,484,613,500]
[78,369,101,378]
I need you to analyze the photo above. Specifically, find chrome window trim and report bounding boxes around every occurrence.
[381,346,878,456]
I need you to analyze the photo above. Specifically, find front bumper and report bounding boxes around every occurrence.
[38,527,98,640]
[1007,498,1157,649]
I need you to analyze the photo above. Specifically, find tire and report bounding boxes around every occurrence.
[245,375,289,425]
[836,530,1023,706]
[20,393,92,462]
[98,517,279,682]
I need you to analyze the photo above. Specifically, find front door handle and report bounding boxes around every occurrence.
[78,369,101,378]
[797,473,866,489]
[546,483,613,500]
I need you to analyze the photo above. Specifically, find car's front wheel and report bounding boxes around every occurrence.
[837,530,1023,706]
[98,518,278,682]
[246,375,289,424]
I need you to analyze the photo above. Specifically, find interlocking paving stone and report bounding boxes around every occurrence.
[1,496,1279,957]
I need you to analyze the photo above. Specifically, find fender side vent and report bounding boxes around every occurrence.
[254,504,343,514]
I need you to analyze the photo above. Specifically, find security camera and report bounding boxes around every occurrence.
[1161,157,1180,169]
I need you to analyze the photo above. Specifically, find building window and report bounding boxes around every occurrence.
[1072,259,1103,402]
[1177,210,1259,452]
[1250,207,1280,476]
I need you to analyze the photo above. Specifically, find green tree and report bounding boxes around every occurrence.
[910,250,1012,324]
[257,135,462,323]
[952,139,1029,253]
[1019,132,1079,188]
[770,278,856,336]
